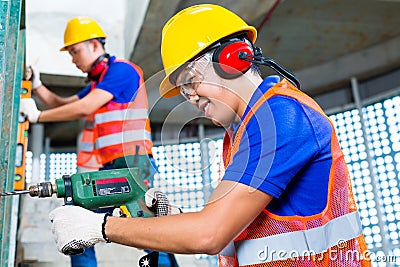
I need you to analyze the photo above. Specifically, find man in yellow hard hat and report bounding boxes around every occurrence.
[20,16,178,267]
[48,5,370,267]
[22,16,155,171]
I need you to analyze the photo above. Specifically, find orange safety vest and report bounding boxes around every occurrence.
[77,60,153,169]
[219,80,370,267]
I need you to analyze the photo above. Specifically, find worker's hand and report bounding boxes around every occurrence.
[49,206,110,255]
[29,65,42,89]
[145,188,182,216]
[20,98,41,123]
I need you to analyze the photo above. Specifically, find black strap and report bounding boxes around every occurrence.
[63,175,74,205]
[238,50,301,89]
[102,213,112,243]
[168,253,179,267]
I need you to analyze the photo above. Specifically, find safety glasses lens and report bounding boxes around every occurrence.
[178,53,212,100]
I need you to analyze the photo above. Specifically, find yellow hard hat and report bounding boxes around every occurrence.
[60,16,107,51]
[159,4,257,98]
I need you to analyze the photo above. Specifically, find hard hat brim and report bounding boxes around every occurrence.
[59,35,106,52]
[159,66,181,98]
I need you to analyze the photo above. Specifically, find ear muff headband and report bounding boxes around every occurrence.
[212,40,253,79]
[212,38,301,88]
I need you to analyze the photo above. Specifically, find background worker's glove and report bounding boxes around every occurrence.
[20,98,41,123]
[49,206,110,255]
[29,65,42,89]
[145,188,182,216]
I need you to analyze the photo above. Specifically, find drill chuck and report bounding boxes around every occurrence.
[28,182,57,198]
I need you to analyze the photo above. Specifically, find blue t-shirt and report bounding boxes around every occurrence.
[77,56,141,103]
[222,76,333,216]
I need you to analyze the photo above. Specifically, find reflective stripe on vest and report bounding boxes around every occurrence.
[79,142,94,152]
[94,109,149,124]
[95,130,152,149]
[235,211,362,265]
[220,241,236,257]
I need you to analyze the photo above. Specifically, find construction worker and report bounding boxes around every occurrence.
[48,4,371,267]
[21,17,177,267]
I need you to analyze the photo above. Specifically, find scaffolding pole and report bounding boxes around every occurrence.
[0,0,23,266]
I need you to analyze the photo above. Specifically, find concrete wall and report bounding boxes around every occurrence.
[26,0,147,77]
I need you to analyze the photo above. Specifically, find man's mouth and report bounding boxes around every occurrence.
[199,101,210,114]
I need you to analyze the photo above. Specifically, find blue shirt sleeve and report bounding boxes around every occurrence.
[222,96,333,216]
[77,84,91,99]
[95,59,141,103]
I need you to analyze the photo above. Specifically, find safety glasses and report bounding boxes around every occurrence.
[179,52,213,101]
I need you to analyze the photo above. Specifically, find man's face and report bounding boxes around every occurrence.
[177,53,241,127]
[66,41,97,73]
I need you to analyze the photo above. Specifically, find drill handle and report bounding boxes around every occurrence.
[121,197,154,218]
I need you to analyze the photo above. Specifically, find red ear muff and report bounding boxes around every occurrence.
[88,53,109,81]
[212,41,254,79]
[91,60,107,77]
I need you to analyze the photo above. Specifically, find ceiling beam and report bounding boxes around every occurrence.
[296,35,400,95]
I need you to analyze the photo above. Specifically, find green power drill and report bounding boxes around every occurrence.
[2,168,153,218]
[1,167,172,266]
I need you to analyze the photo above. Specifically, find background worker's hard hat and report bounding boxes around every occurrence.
[60,17,107,51]
[159,4,257,98]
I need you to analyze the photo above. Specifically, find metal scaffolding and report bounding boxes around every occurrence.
[0,0,23,266]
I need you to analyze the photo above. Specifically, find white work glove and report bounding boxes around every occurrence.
[49,206,110,255]
[20,98,41,123]
[29,65,42,89]
[145,188,182,216]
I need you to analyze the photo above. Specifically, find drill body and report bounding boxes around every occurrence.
[29,168,153,218]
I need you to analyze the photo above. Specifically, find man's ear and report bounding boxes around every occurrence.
[92,39,103,52]
[85,40,95,53]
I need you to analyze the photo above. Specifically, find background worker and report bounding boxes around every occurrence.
[20,16,177,267]
[48,4,370,267]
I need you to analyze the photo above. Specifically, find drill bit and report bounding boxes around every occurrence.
[0,190,30,196]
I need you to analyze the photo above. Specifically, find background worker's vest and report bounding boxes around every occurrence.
[218,80,370,267]
[77,61,153,169]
